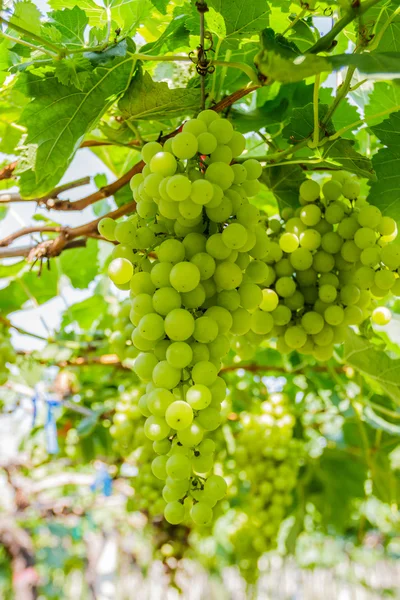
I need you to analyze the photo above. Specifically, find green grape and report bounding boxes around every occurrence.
[177,422,204,446]
[260,289,279,312]
[300,204,321,227]
[190,179,214,205]
[313,251,335,273]
[170,261,201,292]
[325,201,345,225]
[301,311,324,334]
[108,258,133,285]
[138,313,164,341]
[340,284,360,305]
[380,245,400,269]
[299,179,320,202]
[279,232,299,253]
[354,227,377,249]
[275,277,296,298]
[372,306,392,325]
[166,174,192,201]
[150,152,177,176]
[171,131,198,159]
[134,352,158,381]
[342,178,360,199]
[206,233,231,260]
[242,158,262,180]
[205,162,234,190]
[152,287,181,316]
[181,284,206,309]
[144,416,170,441]
[192,361,218,386]
[165,401,193,430]
[98,217,117,241]
[208,118,234,143]
[324,305,344,326]
[193,316,219,343]
[374,270,396,290]
[214,262,243,290]
[190,252,216,280]
[322,179,342,201]
[164,501,185,524]
[290,247,313,270]
[166,342,193,369]
[147,388,175,417]
[142,141,163,164]
[158,238,185,263]
[182,118,207,136]
[152,361,181,389]
[284,326,307,349]
[222,223,248,249]
[357,205,382,228]
[190,502,213,525]
[321,232,343,254]
[166,453,192,480]
[206,197,233,222]
[319,284,337,303]
[378,216,397,236]
[197,132,218,154]
[192,453,214,474]
[251,310,274,334]
[210,145,233,164]
[196,407,221,430]
[152,455,168,479]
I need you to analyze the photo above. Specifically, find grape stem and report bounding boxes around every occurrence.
[0,16,61,56]
[311,74,321,148]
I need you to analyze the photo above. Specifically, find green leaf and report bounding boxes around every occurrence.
[369,1,400,53]
[45,6,89,47]
[118,66,201,120]
[320,88,360,136]
[315,447,367,529]
[368,111,400,219]
[282,102,334,144]
[17,42,137,198]
[54,56,92,90]
[261,164,306,212]
[322,139,376,180]
[10,1,42,37]
[0,267,58,314]
[60,295,108,330]
[150,0,168,14]
[59,239,99,289]
[208,0,270,47]
[141,12,189,54]
[0,260,27,279]
[344,329,400,405]
[365,82,400,126]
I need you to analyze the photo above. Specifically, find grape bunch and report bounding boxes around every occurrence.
[0,323,16,385]
[228,392,301,582]
[260,173,399,361]
[99,109,267,526]
[108,300,138,362]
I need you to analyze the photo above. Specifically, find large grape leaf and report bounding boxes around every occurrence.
[282,103,334,144]
[207,0,270,47]
[368,111,400,219]
[369,0,400,52]
[343,329,400,405]
[16,41,137,198]
[261,164,306,211]
[10,0,42,36]
[43,6,89,47]
[0,268,58,314]
[322,139,376,180]
[118,66,201,120]
[365,82,400,125]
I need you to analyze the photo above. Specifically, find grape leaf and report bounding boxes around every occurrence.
[344,329,400,405]
[118,66,201,120]
[150,0,168,14]
[141,13,190,54]
[369,1,400,52]
[282,103,334,144]
[0,268,58,314]
[60,295,108,330]
[322,139,376,180]
[261,164,306,211]
[17,42,137,198]
[49,0,105,26]
[10,0,42,37]
[365,82,400,125]
[207,0,270,47]
[44,6,89,47]
[54,56,92,90]
[368,111,400,219]
[59,239,99,289]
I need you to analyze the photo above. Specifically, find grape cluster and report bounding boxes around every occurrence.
[108,300,138,362]
[228,392,301,582]
[260,174,399,361]
[0,323,16,385]
[99,110,267,525]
